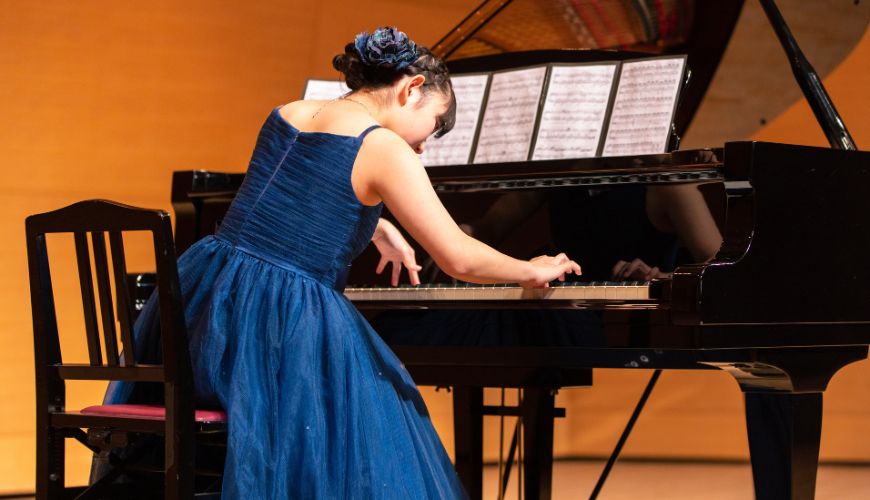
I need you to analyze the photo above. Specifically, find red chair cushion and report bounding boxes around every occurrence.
[81,404,227,423]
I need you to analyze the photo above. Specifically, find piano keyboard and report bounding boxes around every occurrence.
[344,281,653,301]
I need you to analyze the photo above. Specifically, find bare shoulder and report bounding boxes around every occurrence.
[351,127,425,206]
[353,127,426,198]
[278,100,323,125]
[358,127,419,167]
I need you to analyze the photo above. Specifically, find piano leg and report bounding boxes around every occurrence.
[453,386,484,499]
[521,388,556,500]
[745,392,822,500]
[705,345,867,500]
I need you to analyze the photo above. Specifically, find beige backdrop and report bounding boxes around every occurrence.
[1,0,868,494]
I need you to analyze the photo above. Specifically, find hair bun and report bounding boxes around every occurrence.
[353,27,418,70]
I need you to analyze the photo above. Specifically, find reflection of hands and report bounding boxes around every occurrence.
[372,219,421,286]
[611,258,671,281]
[521,253,582,288]
[420,256,447,284]
[421,223,475,283]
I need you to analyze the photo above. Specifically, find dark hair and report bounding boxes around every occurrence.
[333,31,456,138]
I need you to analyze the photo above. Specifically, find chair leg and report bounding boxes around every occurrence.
[37,426,65,500]
[165,464,195,499]
[166,435,195,499]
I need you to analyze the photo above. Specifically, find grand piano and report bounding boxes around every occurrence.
[156,1,869,498]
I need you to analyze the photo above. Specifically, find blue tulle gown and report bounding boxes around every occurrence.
[106,107,467,499]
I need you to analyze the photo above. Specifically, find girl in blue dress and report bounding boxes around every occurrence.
[110,27,580,498]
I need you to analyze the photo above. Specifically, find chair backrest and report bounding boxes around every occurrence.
[25,199,194,435]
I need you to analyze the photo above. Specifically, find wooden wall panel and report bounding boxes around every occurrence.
[682,0,869,148]
[2,0,868,494]
[0,1,470,493]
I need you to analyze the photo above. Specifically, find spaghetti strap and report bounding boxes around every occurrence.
[358,124,381,140]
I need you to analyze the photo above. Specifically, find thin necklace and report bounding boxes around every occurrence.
[311,95,375,120]
[342,96,374,118]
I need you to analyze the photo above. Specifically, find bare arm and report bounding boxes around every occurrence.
[353,131,580,286]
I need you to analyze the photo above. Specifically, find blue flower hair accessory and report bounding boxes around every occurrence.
[354,27,418,71]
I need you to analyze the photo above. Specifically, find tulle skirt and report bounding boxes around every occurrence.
[107,236,466,499]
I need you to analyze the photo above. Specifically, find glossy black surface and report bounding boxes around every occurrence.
[171,170,244,254]
[425,146,722,190]
[671,142,870,327]
[434,0,745,141]
[758,0,856,150]
[166,140,870,498]
[161,1,870,492]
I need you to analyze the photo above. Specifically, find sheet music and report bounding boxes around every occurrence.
[302,79,350,100]
[473,66,548,163]
[532,64,618,160]
[602,57,685,156]
[421,74,489,166]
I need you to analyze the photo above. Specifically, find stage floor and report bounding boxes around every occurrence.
[483,460,870,499]
[4,461,867,498]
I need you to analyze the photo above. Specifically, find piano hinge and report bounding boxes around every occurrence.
[432,169,723,193]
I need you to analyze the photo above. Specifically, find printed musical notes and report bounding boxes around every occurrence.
[300,55,686,164]
[473,66,548,164]
[302,79,350,100]
[602,57,686,156]
[421,74,490,166]
[532,63,618,160]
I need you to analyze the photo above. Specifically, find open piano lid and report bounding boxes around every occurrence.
[433,0,856,151]
[431,0,745,139]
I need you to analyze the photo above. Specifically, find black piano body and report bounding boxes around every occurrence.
[166,138,870,500]
[155,1,870,498]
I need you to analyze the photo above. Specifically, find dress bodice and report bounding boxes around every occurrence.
[111,106,466,499]
[216,107,383,290]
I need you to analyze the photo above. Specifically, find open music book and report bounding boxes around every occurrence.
[420,73,490,166]
[473,66,548,164]
[301,55,685,165]
[302,79,350,100]
[600,57,687,156]
[428,55,686,165]
[532,62,619,161]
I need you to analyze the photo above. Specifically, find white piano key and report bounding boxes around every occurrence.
[343,282,652,302]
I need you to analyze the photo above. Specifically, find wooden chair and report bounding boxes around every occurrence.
[26,199,226,499]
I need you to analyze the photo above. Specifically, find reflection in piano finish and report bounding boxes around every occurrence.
[160,1,868,498]
[167,140,870,499]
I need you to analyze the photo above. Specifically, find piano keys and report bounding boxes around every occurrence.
[154,1,868,498]
[166,140,870,500]
[344,281,658,305]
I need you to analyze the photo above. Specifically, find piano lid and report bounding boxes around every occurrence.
[432,0,745,141]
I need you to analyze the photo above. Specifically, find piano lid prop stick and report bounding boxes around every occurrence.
[498,388,506,500]
[589,369,662,500]
[759,0,856,151]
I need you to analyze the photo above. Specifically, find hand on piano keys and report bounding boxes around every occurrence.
[420,251,582,288]
[344,281,660,309]
[372,218,422,286]
[523,252,582,288]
